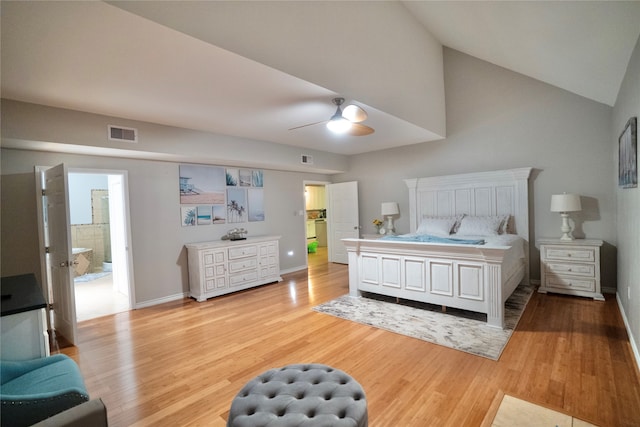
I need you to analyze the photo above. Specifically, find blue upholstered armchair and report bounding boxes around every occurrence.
[1,354,89,427]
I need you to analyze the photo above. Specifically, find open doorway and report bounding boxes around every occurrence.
[68,171,132,322]
[304,182,329,266]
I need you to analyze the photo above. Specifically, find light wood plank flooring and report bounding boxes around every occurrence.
[55,249,640,426]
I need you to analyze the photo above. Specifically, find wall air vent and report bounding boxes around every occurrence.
[108,125,138,143]
[301,154,313,165]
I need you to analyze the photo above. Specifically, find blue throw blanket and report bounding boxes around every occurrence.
[380,234,485,245]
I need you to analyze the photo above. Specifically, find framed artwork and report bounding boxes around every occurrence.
[248,188,265,222]
[180,165,225,204]
[252,170,264,187]
[181,206,196,227]
[226,168,239,186]
[196,205,212,225]
[619,117,637,188]
[212,205,226,224]
[179,165,264,225]
[239,169,252,186]
[227,188,247,223]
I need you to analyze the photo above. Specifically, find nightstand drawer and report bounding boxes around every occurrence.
[543,246,595,262]
[546,275,596,292]
[545,262,595,277]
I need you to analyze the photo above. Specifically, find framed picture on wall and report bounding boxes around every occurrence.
[619,117,637,189]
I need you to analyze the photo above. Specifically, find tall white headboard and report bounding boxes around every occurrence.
[404,168,533,242]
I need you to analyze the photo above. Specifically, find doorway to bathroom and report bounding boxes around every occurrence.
[68,170,133,322]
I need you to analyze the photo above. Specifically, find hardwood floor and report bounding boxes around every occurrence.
[56,248,640,426]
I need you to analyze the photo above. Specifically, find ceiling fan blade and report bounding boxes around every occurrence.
[346,123,375,136]
[342,104,368,123]
[288,119,327,131]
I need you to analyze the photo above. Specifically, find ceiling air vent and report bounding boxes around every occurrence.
[301,154,313,165]
[108,125,138,143]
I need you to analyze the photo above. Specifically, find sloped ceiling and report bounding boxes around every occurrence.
[2,1,639,157]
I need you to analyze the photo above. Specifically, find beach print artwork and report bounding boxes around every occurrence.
[179,165,265,225]
[248,188,265,222]
[180,165,225,204]
[181,206,196,227]
[227,188,247,223]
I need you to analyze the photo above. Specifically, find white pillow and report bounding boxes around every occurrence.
[500,215,511,234]
[456,216,504,236]
[416,217,457,236]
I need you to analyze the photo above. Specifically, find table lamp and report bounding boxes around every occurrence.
[381,202,399,235]
[550,193,581,240]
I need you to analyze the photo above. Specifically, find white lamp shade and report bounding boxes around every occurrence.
[550,194,582,212]
[381,202,399,216]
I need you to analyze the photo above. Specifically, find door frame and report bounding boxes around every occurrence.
[69,168,136,310]
[303,180,330,267]
[35,166,136,330]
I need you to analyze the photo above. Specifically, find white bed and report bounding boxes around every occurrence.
[342,167,533,329]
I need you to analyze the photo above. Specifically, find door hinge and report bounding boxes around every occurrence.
[48,303,54,310]
[45,247,50,253]
[41,189,46,196]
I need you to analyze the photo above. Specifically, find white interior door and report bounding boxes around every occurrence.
[327,181,359,264]
[42,164,77,344]
[108,175,131,298]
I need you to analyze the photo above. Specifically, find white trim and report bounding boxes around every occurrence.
[281,265,307,275]
[68,168,136,312]
[135,293,188,309]
[616,292,640,372]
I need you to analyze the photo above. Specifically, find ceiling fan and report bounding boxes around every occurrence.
[289,97,375,136]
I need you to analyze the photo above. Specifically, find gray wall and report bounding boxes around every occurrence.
[612,35,640,362]
[1,148,329,305]
[338,48,616,288]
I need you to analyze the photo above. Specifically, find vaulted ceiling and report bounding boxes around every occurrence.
[2,1,639,156]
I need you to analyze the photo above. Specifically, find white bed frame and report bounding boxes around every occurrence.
[343,167,533,329]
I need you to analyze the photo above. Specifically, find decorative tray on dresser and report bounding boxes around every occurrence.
[537,238,604,301]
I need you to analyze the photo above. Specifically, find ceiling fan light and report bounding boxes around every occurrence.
[342,104,368,123]
[327,117,352,133]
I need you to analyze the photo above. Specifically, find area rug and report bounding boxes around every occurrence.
[313,283,533,360]
[74,272,112,283]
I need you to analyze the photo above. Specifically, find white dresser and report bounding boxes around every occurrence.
[186,235,282,302]
[537,238,604,301]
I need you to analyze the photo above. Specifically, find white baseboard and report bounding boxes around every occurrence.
[134,292,188,309]
[616,292,640,372]
[280,265,307,275]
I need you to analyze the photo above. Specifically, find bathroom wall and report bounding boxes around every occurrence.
[69,174,110,273]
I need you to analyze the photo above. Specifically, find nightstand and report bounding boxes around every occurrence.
[537,238,604,301]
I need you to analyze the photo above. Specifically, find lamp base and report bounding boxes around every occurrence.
[384,216,395,235]
[559,213,574,240]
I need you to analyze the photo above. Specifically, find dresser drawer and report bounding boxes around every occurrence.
[228,245,258,259]
[229,270,259,287]
[228,258,257,273]
[543,246,595,262]
[545,262,595,277]
[546,275,596,292]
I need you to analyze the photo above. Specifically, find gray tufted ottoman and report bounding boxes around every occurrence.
[227,363,367,427]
